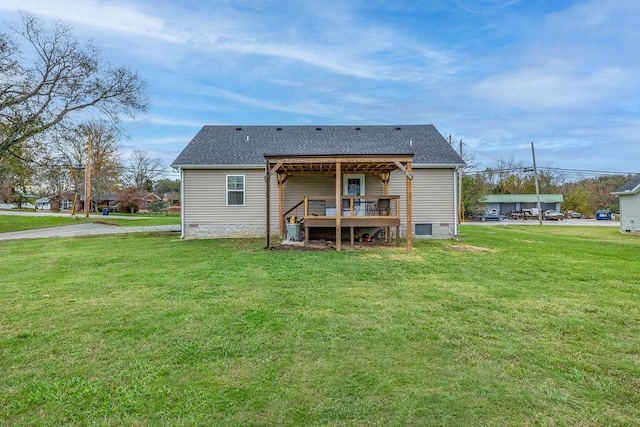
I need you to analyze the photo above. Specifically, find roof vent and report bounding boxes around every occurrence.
[395,127,401,131]
[315,127,322,130]
[355,127,361,131]
[235,127,242,131]
[276,127,283,131]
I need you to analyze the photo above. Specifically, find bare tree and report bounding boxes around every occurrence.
[124,149,164,190]
[47,120,122,211]
[0,12,148,160]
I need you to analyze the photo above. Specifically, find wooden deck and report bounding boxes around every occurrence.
[265,154,414,251]
[289,196,402,247]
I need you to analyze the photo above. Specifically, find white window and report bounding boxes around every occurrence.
[226,175,245,206]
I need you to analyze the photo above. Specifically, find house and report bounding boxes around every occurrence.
[139,192,162,212]
[611,175,640,233]
[35,196,53,210]
[482,194,564,215]
[170,125,465,250]
[35,194,74,211]
[111,191,162,213]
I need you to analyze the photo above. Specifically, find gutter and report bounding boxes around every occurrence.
[453,166,459,237]
[173,163,465,170]
[171,164,264,170]
[179,169,185,239]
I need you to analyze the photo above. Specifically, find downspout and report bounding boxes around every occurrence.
[179,168,185,239]
[453,167,459,238]
[264,157,271,249]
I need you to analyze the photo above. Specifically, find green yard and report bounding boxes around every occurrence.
[0,213,180,233]
[1,225,638,425]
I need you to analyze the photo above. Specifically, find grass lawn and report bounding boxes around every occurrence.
[1,225,638,425]
[0,213,180,233]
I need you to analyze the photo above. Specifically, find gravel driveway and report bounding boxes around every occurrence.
[463,218,619,227]
[0,210,180,240]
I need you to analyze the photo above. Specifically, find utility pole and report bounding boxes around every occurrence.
[531,141,542,225]
[85,132,92,218]
[459,139,463,223]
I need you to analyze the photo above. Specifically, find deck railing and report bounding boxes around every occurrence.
[282,195,402,246]
[302,195,400,218]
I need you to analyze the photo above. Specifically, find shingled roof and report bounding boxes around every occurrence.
[612,175,640,195]
[171,125,465,168]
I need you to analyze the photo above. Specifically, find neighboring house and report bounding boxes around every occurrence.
[81,193,118,211]
[35,196,53,210]
[611,175,640,233]
[139,192,162,212]
[171,125,465,250]
[162,191,181,206]
[112,192,162,213]
[482,194,564,215]
[35,194,74,211]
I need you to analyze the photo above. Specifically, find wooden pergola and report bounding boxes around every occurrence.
[264,154,414,251]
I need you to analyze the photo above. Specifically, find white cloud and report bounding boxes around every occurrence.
[133,115,203,128]
[0,0,186,42]
[1,0,455,82]
[209,87,337,118]
[473,66,627,109]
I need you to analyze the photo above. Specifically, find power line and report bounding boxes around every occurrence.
[457,141,638,177]
[460,141,504,163]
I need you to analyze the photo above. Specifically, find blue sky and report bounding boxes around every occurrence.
[1,0,639,179]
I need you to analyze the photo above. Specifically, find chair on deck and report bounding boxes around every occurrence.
[377,198,391,216]
[342,199,360,216]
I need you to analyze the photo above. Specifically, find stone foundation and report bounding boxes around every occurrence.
[182,222,457,240]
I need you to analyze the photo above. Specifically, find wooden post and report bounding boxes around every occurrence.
[335,162,342,251]
[384,172,390,241]
[265,158,271,249]
[278,173,285,239]
[406,161,412,250]
[304,196,309,245]
[459,139,464,224]
[84,132,92,218]
[532,142,542,225]
[71,192,77,215]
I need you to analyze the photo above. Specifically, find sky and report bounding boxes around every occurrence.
[1,0,639,179]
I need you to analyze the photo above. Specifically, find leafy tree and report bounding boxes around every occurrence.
[561,187,590,214]
[149,200,168,213]
[462,174,490,217]
[579,175,631,213]
[0,144,35,208]
[0,12,147,160]
[155,178,180,194]
[116,186,145,213]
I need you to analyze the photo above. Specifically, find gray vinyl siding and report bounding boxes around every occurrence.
[281,174,384,213]
[388,168,456,238]
[413,168,456,223]
[387,168,455,222]
[182,167,456,238]
[619,193,640,233]
[183,169,266,225]
[281,175,335,210]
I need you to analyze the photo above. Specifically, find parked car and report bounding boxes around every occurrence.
[477,211,506,222]
[543,210,564,220]
[564,210,583,219]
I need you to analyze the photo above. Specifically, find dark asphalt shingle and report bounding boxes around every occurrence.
[171,125,465,167]
[613,175,640,193]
